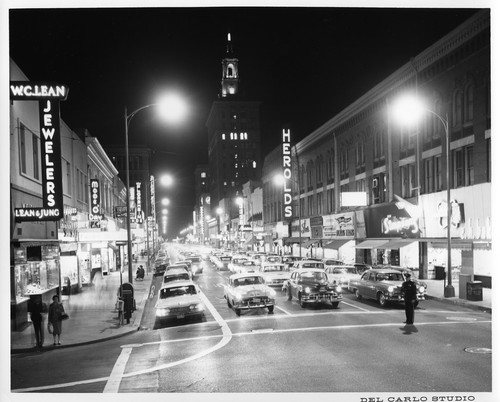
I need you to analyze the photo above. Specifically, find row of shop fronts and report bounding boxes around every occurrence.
[258,183,491,290]
[10,208,153,331]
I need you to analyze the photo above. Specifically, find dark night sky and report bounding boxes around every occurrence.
[8,5,482,237]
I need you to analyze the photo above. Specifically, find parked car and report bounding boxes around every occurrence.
[322,258,345,267]
[155,280,205,323]
[348,269,426,307]
[154,262,169,276]
[223,273,277,316]
[162,268,191,284]
[284,268,342,308]
[233,260,259,274]
[228,257,250,272]
[291,260,326,271]
[258,263,291,288]
[380,265,428,292]
[353,263,373,274]
[165,263,192,280]
[324,265,360,288]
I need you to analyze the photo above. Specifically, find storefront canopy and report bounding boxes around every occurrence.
[324,239,351,250]
[78,229,128,242]
[301,239,318,248]
[354,239,390,249]
[379,239,417,249]
[284,237,303,245]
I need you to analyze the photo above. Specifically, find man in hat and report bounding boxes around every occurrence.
[401,272,417,325]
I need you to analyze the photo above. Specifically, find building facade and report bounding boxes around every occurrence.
[262,10,491,292]
[206,33,262,209]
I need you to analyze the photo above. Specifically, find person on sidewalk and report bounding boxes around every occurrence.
[29,296,47,349]
[401,273,417,325]
[48,295,66,345]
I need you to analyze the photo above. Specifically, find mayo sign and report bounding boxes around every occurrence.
[12,82,68,222]
[282,129,293,218]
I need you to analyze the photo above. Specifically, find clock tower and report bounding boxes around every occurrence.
[221,33,239,97]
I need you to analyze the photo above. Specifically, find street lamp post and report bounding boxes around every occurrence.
[123,94,188,284]
[393,95,454,297]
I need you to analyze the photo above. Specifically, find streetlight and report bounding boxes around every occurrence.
[274,173,302,258]
[392,95,454,297]
[124,93,188,283]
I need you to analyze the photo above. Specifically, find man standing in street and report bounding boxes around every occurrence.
[401,273,417,325]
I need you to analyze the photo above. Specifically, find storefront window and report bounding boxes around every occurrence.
[14,245,59,302]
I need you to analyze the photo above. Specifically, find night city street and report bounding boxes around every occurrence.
[4,2,496,401]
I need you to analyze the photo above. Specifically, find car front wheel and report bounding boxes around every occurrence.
[378,293,388,307]
[298,293,306,308]
[235,307,241,316]
[331,302,339,309]
[268,306,274,314]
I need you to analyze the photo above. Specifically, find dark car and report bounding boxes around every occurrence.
[348,269,426,307]
[154,262,169,276]
[284,268,342,308]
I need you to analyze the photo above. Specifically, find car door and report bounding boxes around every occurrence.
[289,271,299,298]
[356,272,373,298]
[364,272,379,299]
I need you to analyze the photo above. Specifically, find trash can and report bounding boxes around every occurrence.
[466,281,483,301]
[435,266,446,280]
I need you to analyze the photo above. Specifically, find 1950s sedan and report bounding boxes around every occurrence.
[348,269,426,307]
[284,268,342,308]
[223,273,276,316]
[155,280,205,324]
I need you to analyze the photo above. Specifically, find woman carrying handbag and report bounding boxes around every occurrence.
[48,295,68,345]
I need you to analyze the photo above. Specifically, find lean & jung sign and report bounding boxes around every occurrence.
[11,82,68,222]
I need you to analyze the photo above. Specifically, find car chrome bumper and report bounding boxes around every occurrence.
[302,293,342,302]
[234,298,276,309]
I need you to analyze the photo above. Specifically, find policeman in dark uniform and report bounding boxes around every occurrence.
[401,273,417,325]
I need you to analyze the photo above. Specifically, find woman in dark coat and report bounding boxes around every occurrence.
[48,295,65,345]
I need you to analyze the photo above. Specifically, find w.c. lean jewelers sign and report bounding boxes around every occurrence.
[11,82,69,222]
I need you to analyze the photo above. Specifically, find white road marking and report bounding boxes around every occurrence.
[12,318,491,392]
[275,305,292,315]
[340,300,370,312]
[103,346,133,392]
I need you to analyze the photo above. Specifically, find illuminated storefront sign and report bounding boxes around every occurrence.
[12,81,68,222]
[282,129,293,218]
[89,179,103,228]
[323,213,355,238]
[136,182,143,224]
[363,201,420,238]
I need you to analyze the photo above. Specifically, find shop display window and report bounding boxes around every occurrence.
[14,245,60,303]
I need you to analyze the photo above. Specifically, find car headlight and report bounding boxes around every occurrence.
[387,286,395,294]
[419,286,425,293]
[268,288,277,297]
[190,303,204,312]
[304,287,311,294]
[335,285,342,293]
[156,308,170,317]
[234,292,243,301]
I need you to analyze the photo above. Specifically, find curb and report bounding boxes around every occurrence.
[11,326,143,355]
[425,295,492,314]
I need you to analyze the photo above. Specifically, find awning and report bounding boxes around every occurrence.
[284,237,303,245]
[244,236,256,245]
[354,239,390,249]
[379,239,417,249]
[323,239,351,250]
[301,239,318,247]
[108,242,119,252]
[430,240,472,250]
[78,229,128,242]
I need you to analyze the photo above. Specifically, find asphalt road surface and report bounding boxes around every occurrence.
[11,256,492,395]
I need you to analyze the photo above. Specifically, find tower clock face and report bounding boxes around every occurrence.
[205,196,211,205]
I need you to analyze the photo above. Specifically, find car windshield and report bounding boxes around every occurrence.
[263,265,286,272]
[300,272,327,281]
[159,285,197,299]
[233,276,263,287]
[163,274,190,283]
[376,273,404,281]
[325,260,342,265]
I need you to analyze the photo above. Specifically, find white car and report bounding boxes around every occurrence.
[223,273,276,316]
[258,263,291,288]
[291,260,326,271]
[324,265,360,288]
[155,280,205,322]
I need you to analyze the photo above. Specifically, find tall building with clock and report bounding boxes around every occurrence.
[206,33,262,213]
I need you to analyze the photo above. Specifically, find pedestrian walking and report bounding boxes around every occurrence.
[401,273,417,325]
[29,296,47,349]
[48,295,66,345]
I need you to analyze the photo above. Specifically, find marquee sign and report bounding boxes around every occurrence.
[136,182,143,224]
[89,179,103,228]
[282,129,293,218]
[12,81,68,222]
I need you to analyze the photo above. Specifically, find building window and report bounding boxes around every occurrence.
[355,141,365,173]
[340,148,348,180]
[454,148,464,188]
[465,84,474,123]
[400,166,408,198]
[373,131,385,166]
[434,155,442,191]
[466,146,474,186]
[19,124,27,174]
[326,149,334,181]
[452,90,463,127]
[432,100,443,140]
[317,193,323,215]
[327,189,335,212]
[316,156,323,186]
[424,158,433,194]
[32,133,40,180]
[307,195,314,216]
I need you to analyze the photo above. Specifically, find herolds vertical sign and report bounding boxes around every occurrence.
[282,129,293,218]
[11,82,68,222]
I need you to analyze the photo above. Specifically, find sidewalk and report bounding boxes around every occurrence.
[11,257,153,354]
[422,278,491,313]
[11,262,491,354]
